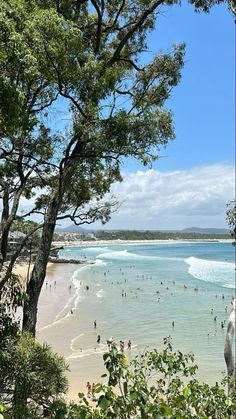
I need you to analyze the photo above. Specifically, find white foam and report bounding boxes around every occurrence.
[66,343,108,360]
[70,333,85,351]
[54,293,77,322]
[82,246,111,253]
[96,288,106,298]
[97,249,155,261]
[66,343,138,360]
[38,310,71,332]
[185,256,235,289]
[94,258,109,266]
[97,249,182,262]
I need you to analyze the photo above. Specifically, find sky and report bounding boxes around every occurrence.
[89,2,235,231]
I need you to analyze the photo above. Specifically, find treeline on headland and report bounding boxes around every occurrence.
[93,230,230,241]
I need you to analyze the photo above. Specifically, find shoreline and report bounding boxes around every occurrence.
[52,238,232,248]
[13,241,234,401]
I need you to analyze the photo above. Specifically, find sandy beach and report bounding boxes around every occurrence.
[37,262,108,401]
[13,260,89,399]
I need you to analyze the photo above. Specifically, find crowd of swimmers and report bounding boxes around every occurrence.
[43,260,234,398]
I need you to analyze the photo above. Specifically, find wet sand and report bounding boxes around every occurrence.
[37,262,109,401]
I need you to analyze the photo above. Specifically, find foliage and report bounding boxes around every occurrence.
[50,338,235,418]
[11,219,41,249]
[94,229,230,241]
[0,333,68,418]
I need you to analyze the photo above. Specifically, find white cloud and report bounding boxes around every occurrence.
[98,163,235,230]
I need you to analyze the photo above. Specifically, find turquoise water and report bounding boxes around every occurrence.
[59,241,235,383]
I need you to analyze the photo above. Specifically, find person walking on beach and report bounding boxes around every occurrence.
[86,382,91,398]
[94,320,97,328]
[97,335,101,344]
[128,339,131,350]
[120,340,124,352]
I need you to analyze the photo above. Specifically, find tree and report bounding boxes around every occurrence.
[0,0,234,338]
[0,0,185,335]
[0,0,63,269]
[0,333,68,419]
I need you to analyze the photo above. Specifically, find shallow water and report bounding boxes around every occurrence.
[40,241,235,394]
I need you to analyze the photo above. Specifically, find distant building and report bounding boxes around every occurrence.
[8,231,26,245]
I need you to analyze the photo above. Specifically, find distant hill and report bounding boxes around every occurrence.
[56,224,87,234]
[181,227,229,235]
[56,224,229,236]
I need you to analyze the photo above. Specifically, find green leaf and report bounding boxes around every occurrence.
[98,395,110,410]
[123,381,128,396]
[183,387,191,397]
[160,402,172,415]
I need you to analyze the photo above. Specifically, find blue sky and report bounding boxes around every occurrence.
[124,2,234,173]
[91,3,235,230]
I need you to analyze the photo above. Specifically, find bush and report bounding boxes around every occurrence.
[0,333,68,418]
[61,337,235,418]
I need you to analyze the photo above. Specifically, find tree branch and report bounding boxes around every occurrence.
[91,0,103,54]
[107,1,164,66]
[0,224,44,292]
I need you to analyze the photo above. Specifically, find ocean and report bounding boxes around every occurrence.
[40,241,235,392]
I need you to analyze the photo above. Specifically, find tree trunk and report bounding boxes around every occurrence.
[22,147,80,335]
[224,297,235,396]
[0,186,24,272]
[22,192,60,336]
[0,187,10,269]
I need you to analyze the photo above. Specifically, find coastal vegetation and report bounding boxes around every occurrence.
[0,0,235,417]
[89,230,230,241]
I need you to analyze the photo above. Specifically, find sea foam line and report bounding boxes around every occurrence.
[185,256,235,289]
[96,249,182,262]
[39,264,88,332]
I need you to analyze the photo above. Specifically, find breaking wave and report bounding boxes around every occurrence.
[185,256,235,289]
